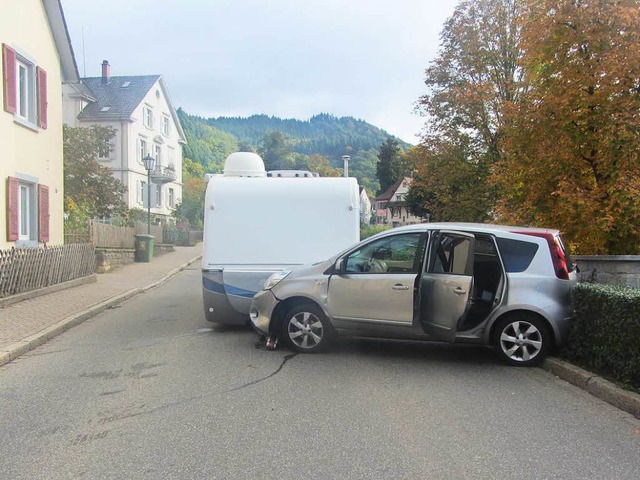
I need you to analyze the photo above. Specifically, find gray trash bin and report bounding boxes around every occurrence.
[134,234,155,262]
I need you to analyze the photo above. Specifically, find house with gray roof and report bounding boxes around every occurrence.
[63,61,186,221]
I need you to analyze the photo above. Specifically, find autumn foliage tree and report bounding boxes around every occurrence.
[406,142,492,222]
[173,158,206,227]
[411,0,523,220]
[494,0,640,254]
[307,154,341,177]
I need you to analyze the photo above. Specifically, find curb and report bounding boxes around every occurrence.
[0,254,202,368]
[543,357,640,420]
[0,275,98,309]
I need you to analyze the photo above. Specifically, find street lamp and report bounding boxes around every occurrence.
[143,154,156,235]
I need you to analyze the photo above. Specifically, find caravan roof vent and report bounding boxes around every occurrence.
[223,152,267,177]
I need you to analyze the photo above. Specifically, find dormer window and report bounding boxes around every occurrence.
[121,81,131,88]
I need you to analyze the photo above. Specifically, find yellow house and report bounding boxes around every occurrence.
[1,0,79,249]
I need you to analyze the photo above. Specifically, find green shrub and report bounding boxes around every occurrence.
[163,224,196,246]
[565,283,640,391]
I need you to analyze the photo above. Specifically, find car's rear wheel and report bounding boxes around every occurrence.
[281,303,332,353]
[492,313,551,366]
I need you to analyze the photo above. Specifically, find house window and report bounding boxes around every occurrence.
[139,180,147,205]
[168,188,175,208]
[168,146,175,167]
[143,106,153,129]
[162,115,170,136]
[396,195,402,201]
[155,184,162,207]
[6,176,49,244]
[138,138,147,163]
[154,144,161,166]
[16,60,32,121]
[19,184,31,240]
[3,44,46,129]
[98,140,112,161]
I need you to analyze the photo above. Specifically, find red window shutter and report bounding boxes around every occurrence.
[6,176,19,241]
[38,184,50,243]
[2,44,17,114]
[37,67,47,129]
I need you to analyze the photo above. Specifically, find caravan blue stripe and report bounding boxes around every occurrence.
[202,277,257,298]
[202,276,225,294]
[225,285,258,298]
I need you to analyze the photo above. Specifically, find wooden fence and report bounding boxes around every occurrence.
[65,221,163,249]
[0,244,95,298]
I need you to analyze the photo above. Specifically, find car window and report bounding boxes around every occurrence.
[496,238,539,272]
[344,233,421,274]
[428,234,472,275]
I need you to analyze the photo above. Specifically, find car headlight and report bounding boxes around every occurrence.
[263,270,291,290]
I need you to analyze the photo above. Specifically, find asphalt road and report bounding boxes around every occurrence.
[1,267,639,480]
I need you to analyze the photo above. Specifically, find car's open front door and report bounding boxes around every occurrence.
[419,231,475,342]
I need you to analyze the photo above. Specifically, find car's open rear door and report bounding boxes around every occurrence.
[419,231,475,342]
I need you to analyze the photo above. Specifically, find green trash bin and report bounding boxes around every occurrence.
[134,234,155,262]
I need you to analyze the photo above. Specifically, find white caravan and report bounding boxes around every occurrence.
[202,152,360,325]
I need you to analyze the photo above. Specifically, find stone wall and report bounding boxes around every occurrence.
[574,255,640,288]
[95,244,175,273]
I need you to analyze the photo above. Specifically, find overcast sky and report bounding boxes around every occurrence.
[60,0,459,144]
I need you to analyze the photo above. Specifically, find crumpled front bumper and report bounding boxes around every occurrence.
[250,289,279,335]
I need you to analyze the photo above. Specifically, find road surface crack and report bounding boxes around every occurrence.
[228,353,298,393]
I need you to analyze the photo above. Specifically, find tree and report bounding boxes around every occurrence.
[173,158,206,227]
[406,143,492,222]
[412,0,523,218]
[63,125,127,219]
[494,0,640,254]
[258,131,295,170]
[350,149,380,194]
[177,109,238,173]
[376,137,405,193]
[307,154,341,177]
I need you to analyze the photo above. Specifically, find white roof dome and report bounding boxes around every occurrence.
[223,152,266,177]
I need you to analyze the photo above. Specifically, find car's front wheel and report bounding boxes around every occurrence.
[492,313,551,366]
[281,303,333,353]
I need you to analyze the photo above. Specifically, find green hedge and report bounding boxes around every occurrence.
[565,283,640,391]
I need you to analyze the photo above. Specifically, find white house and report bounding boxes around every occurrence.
[359,186,372,224]
[1,0,79,249]
[63,61,186,222]
[374,177,422,227]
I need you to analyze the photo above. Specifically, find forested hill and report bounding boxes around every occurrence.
[177,109,411,194]
[206,113,411,158]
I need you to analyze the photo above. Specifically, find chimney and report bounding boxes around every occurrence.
[101,60,110,84]
[342,155,350,178]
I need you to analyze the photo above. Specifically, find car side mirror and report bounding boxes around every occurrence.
[335,258,345,274]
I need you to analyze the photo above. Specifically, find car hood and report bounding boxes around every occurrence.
[284,255,338,279]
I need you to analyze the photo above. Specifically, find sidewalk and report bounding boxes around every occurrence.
[0,244,202,367]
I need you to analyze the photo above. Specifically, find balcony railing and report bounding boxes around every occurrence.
[150,164,176,184]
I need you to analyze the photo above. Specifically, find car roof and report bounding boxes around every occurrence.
[374,222,560,236]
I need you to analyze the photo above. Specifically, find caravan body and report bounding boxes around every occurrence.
[202,153,360,325]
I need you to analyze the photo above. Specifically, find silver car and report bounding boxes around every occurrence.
[250,223,577,366]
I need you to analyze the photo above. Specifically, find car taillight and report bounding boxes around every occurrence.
[511,231,570,280]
